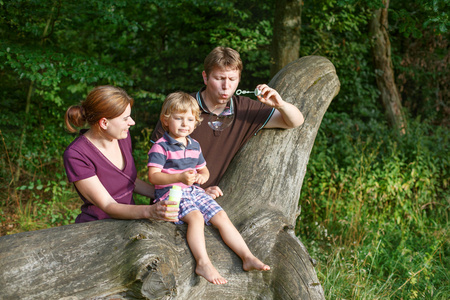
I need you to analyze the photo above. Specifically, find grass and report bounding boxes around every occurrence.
[297,114,449,299]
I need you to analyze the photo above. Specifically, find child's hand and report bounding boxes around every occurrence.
[179,170,196,186]
[195,173,208,185]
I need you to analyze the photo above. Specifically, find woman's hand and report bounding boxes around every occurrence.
[147,200,180,222]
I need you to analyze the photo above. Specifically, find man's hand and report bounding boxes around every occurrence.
[256,84,285,109]
[257,83,304,129]
[204,186,223,199]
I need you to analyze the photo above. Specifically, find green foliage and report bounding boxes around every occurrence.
[301,0,383,119]
[0,0,276,169]
[298,114,449,299]
[300,0,449,124]
[8,173,80,233]
[391,0,450,37]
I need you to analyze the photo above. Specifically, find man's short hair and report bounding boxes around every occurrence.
[203,47,243,78]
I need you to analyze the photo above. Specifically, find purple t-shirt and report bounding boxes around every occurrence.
[63,131,137,223]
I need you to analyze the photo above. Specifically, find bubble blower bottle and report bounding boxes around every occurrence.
[167,185,182,219]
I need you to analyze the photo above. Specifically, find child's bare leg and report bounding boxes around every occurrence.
[210,211,270,271]
[182,210,227,284]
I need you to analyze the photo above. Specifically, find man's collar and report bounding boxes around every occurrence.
[196,87,234,116]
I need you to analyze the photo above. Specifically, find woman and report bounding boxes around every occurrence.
[64,85,178,223]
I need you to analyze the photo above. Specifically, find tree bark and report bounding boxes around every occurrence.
[270,0,302,78]
[0,56,340,300]
[369,0,407,134]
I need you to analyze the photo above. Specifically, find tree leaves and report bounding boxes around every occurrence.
[0,42,131,104]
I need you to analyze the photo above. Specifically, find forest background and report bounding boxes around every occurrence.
[0,0,448,299]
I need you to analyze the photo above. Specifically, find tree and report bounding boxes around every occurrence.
[369,0,407,134]
[0,56,340,299]
[270,0,302,77]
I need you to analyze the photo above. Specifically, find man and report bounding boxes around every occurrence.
[151,46,304,199]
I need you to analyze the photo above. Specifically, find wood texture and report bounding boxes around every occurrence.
[0,56,340,299]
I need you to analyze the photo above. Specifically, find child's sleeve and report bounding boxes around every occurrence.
[147,143,167,169]
[195,148,206,170]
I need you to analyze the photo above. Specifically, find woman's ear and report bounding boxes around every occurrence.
[98,117,109,130]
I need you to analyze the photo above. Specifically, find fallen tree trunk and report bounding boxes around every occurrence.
[0,56,340,300]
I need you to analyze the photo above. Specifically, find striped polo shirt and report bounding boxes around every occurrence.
[148,132,206,199]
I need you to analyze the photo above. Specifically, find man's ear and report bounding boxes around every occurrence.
[98,117,108,130]
[202,71,208,86]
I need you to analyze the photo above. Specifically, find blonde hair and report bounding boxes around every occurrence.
[160,92,202,132]
[203,46,243,78]
[65,85,134,133]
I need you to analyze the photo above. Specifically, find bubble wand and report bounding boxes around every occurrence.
[236,88,262,97]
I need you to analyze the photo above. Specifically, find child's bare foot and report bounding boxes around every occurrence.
[243,255,270,271]
[196,262,228,285]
